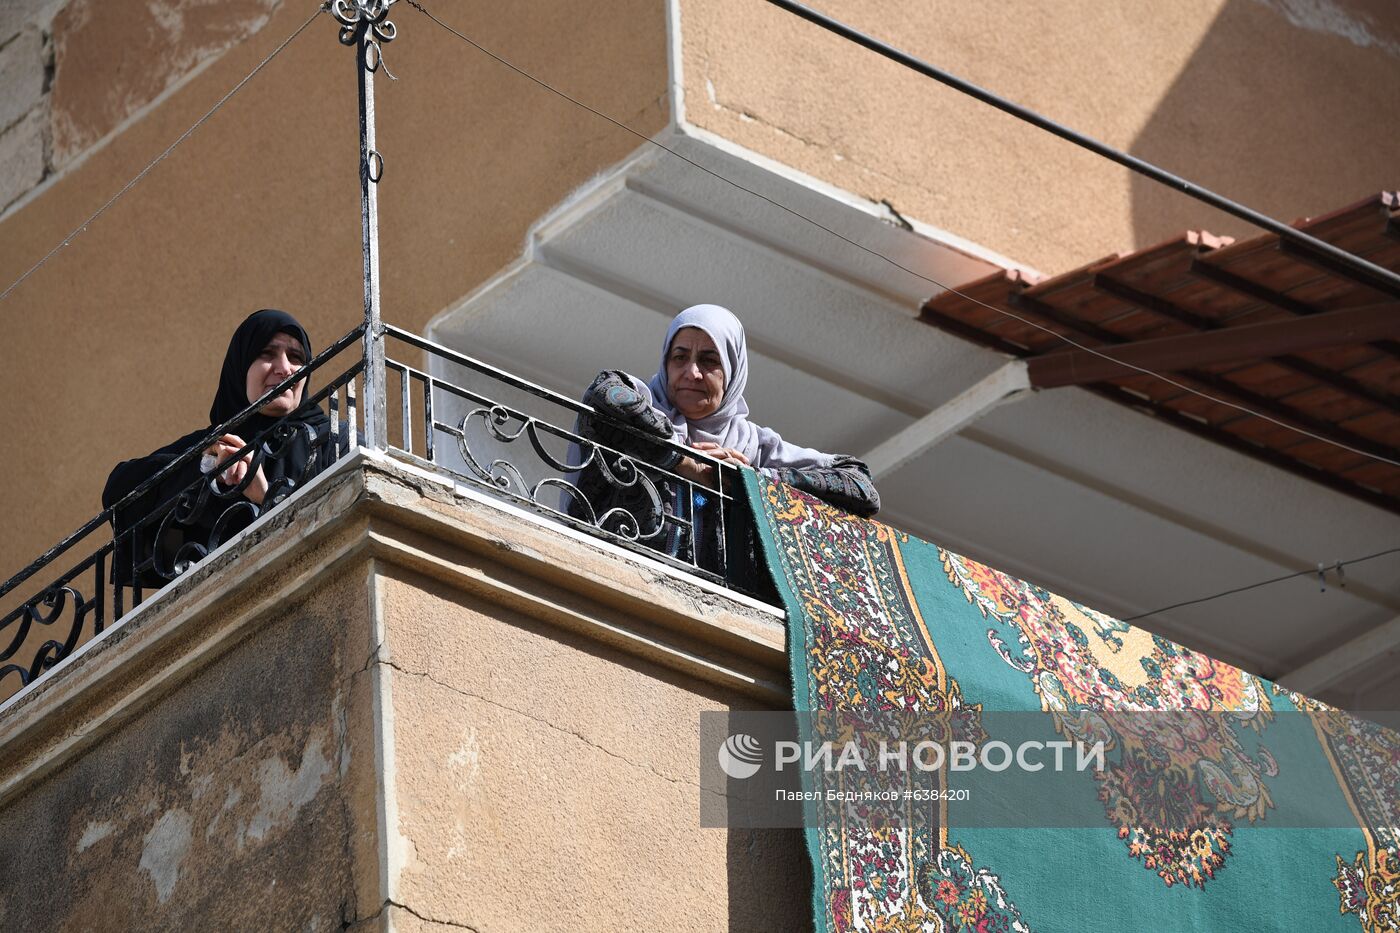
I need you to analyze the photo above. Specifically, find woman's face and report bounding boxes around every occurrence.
[666,327,725,420]
[246,331,307,416]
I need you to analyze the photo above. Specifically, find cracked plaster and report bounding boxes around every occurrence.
[48,0,279,166]
[376,557,802,931]
[678,0,1400,273]
[0,457,800,930]
[0,556,370,930]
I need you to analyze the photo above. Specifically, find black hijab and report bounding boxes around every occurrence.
[103,309,334,586]
[210,309,328,435]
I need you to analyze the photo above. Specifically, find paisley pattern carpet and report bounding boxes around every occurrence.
[746,472,1399,933]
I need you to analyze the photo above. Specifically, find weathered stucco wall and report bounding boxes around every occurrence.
[678,0,1400,273]
[380,566,808,930]
[0,456,804,930]
[0,0,669,585]
[0,0,288,216]
[0,561,373,930]
[48,0,285,168]
[0,0,60,211]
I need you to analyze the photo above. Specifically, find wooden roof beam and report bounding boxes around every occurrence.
[1027,302,1400,389]
[1276,238,1400,302]
[1091,275,1400,413]
[1008,291,1400,464]
[1190,258,1400,361]
[1088,384,1400,516]
[915,302,1400,512]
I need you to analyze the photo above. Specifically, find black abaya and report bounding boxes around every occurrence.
[102,310,334,587]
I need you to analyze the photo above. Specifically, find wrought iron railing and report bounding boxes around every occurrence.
[0,325,363,693]
[0,320,757,696]
[0,2,764,699]
[380,326,751,585]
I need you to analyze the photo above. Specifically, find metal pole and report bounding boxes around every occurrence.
[357,31,386,449]
[332,0,399,448]
[762,0,1400,300]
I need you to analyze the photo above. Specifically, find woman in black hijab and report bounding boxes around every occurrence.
[102,309,334,588]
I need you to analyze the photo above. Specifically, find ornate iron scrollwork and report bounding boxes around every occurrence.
[261,420,324,504]
[331,0,398,46]
[455,406,670,544]
[0,417,329,692]
[142,420,328,584]
[0,585,93,690]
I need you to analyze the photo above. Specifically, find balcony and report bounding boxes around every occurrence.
[4,3,1398,927]
[1,322,777,694]
[0,325,805,930]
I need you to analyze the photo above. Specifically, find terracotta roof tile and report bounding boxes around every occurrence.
[922,192,1400,514]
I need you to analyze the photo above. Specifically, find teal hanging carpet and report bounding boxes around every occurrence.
[745,471,1399,933]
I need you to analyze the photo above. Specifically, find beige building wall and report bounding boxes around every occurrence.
[677,0,1400,272]
[3,0,1397,606]
[0,0,669,583]
[0,457,808,930]
[0,560,374,930]
[379,565,806,930]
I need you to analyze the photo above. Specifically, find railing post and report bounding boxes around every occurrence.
[331,0,398,449]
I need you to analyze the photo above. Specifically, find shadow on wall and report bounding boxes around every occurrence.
[1127,0,1400,245]
[728,827,814,932]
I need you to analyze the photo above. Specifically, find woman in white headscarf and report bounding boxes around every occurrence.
[573,304,879,535]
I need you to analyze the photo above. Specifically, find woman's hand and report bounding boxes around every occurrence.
[204,434,269,505]
[676,455,718,489]
[689,442,750,467]
[677,443,749,490]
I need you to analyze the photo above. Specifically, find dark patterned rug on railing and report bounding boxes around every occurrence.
[745,472,1399,933]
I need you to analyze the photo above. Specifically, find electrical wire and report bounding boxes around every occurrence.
[762,0,1400,300]
[0,3,325,306]
[406,0,1400,622]
[1119,546,1400,622]
[403,0,1400,471]
[0,1,1389,624]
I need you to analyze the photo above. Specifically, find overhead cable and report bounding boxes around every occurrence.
[1119,546,1400,622]
[404,1,1400,471]
[0,4,325,306]
[762,0,1400,301]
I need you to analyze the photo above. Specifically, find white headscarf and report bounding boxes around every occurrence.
[645,304,834,471]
